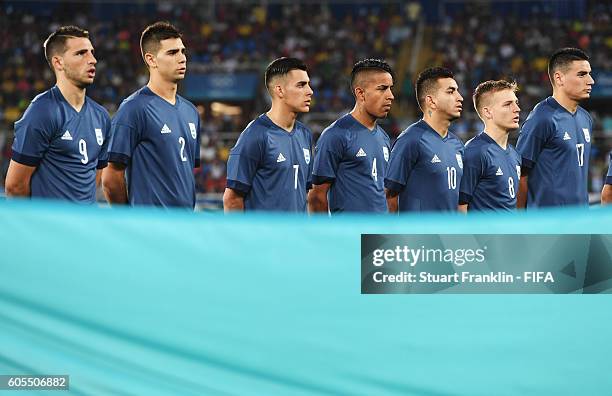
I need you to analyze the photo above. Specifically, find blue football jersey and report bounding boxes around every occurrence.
[108,86,201,208]
[606,153,612,186]
[226,114,313,212]
[385,119,465,212]
[516,97,592,207]
[312,114,390,213]
[11,86,111,203]
[459,132,521,212]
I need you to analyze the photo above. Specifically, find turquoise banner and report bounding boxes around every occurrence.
[1,201,611,395]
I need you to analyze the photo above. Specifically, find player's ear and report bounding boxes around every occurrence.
[51,55,63,72]
[482,105,492,120]
[553,70,564,87]
[425,94,436,110]
[354,86,365,102]
[273,84,283,99]
[144,52,156,68]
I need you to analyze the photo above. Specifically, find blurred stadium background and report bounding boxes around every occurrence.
[0,0,610,209]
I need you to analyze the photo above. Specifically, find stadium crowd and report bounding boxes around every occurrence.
[0,0,610,196]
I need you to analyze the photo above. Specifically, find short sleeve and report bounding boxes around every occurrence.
[312,129,344,185]
[11,102,56,166]
[516,115,553,169]
[459,147,484,204]
[108,103,141,165]
[226,129,263,194]
[384,133,419,193]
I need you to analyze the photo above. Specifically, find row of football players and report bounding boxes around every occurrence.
[224,48,604,213]
[4,22,609,212]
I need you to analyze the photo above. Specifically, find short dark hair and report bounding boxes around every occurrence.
[473,80,518,117]
[140,21,182,64]
[415,67,454,110]
[43,25,89,69]
[264,57,308,90]
[350,58,394,93]
[548,47,589,83]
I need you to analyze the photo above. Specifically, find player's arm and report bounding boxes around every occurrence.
[516,171,528,209]
[4,160,36,197]
[96,170,103,188]
[102,162,128,204]
[223,188,244,212]
[308,182,330,213]
[385,188,399,213]
[458,204,468,213]
[601,184,612,205]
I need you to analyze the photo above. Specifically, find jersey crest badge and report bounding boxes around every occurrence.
[95,128,104,145]
[582,128,590,143]
[383,147,389,162]
[189,123,197,139]
[303,148,310,164]
[456,153,463,169]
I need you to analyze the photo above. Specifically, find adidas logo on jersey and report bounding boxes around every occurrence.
[161,124,172,134]
[276,153,286,162]
[356,148,367,157]
[563,132,571,140]
[61,130,73,140]
[496,167,504,176]
[431,154,441,163]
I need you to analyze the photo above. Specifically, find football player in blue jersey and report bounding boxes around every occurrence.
[223,57,313,212]
[5,26,110,203]
[516,48,595,208]
[103,22,200,208]
[308,59,394,213]
[385,67,464,212]
[458,80,522,212]
[601,155,612,205]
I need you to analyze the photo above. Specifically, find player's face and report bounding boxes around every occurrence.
[280,69,313,113]
[432,78,463,121]
[363,71,394,119]
[153,38,187,83]
[488,89,521,131]
[558,60,594,102]
[60,37,97,88]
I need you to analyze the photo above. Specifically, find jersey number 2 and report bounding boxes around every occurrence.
[179,137,187,162]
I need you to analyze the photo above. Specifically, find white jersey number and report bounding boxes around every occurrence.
[508,177,515,198]
[446,166,457,189]
[293,164,299,190]
[78,139,88,164]
[576,143,584,167]
[179,137,187,162]
[372,158,378,182]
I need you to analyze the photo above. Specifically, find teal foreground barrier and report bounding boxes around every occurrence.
[0,200,611,395]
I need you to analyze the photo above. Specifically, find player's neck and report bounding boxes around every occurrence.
[147,77,178,105]
[552,92,578,114]
[423,112,450,138]
[484,125,509,149]
[350,106,376,130]
[56,80,86,112]
[266,106,297,132]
